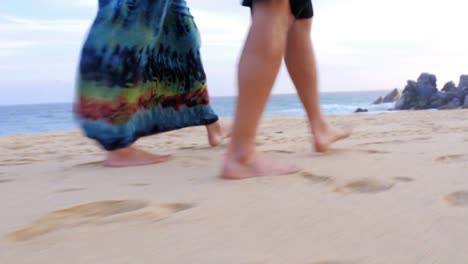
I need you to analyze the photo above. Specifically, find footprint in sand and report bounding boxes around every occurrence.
[363,149,391,154]
[324,148,390,156]
[309,261,353,264]
[193,156,211,161]
[356,137,430,147]
[334,179,394,194]
[435,154,468,164]
[393,177,414,182]
[126,183,151,187]
[443,191,468,207]
[5,145,30,150]
[0,158,39,166]
[0,178,14,183]
[356,140,405,146]
[181,161,195,168]
[57,155,74,162]
[76,161,103,167]
[266,149,295,154]
[302,172,334,184]
[414,137,432,141]
[56,188,88,193]
[8,200,194,241]
[178,146,195,150]
[165,133,182,138]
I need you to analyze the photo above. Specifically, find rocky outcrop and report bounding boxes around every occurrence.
[429,92,447,109]
[362,73,468,113]
[391,73,468,110]
[354,108,368,113]
[441,81,457,93]
[438,97,462,110]
[464,95,468,109]
[430,89,465,110]
[459,75,468,89]
[373,88,400,104]
[394,81,418,110]
[416,73,438,99]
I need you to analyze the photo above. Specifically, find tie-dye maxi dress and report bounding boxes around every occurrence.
[74,0,218,151]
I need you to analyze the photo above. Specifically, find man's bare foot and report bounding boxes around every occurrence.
[312,122,352,153]
[222,149,301,180]
[206,121,231,147]
[103,146,171,167]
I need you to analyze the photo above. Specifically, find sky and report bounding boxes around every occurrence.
[1,0,468,105]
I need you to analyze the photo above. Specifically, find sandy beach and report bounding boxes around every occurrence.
[1,110,467,264]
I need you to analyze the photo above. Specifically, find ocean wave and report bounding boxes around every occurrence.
[321,103,395,114]
[365,102,396,112]
[276,108,305,115]
[274,102,396,115]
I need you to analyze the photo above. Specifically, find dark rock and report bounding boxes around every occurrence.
[395,73,438,110]
[441,81,457,93]
[459,75,468,89]
[430,90,465,109]
[448,89,466,101]
[382,88,400,103]
[429,92,447,108]
[438,97,462,110]
[372,89,400,105]
[354,108,368,113]
[416,73,438,100]
[415,97,431,110]
[403,80,419,94]
[395,81,418,110]
[388,73,468,111]
[372,96,384,105]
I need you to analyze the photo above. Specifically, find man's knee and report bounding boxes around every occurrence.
[251,0,292,31]
[291,18,313,33]
[252,0,289,9]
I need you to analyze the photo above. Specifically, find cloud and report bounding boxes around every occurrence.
[0,41,39,49]
[0,41,40,57]
[0,15,90,56]
[191,9,248,48]
[2,0,468,104]
[41,0,96,9]
[0,50,15,57]
[314,0,468,52]
[0,15,90,33]
[0,15,90,82]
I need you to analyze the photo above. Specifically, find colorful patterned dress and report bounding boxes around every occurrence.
[74,0,218,151]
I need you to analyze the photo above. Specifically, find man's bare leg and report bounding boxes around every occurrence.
[104,146,171,167]
[222,0,301,180]
[284,19,351,152]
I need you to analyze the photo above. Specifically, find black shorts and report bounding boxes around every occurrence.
[242,0,313,19]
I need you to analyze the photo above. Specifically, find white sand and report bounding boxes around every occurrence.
[1,110,467,264]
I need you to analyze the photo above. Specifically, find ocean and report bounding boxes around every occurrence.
[0,91,394,136]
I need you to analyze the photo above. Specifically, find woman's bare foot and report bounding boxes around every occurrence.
[222,147,301,180]
[312,121,352,153]
[206,121,231,147]
[103,146,171,167]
